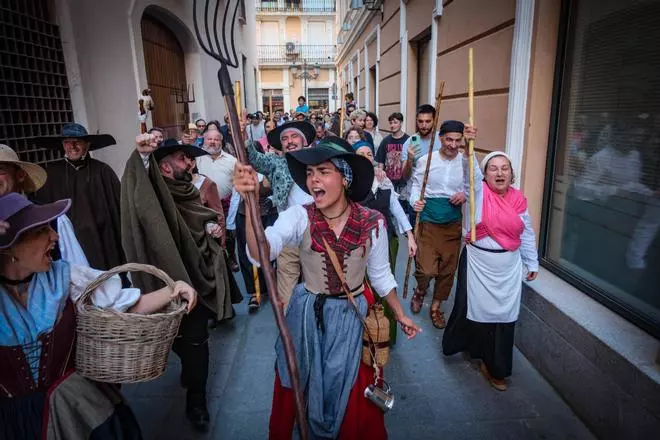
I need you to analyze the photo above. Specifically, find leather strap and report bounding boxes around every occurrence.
[321,236,379,368]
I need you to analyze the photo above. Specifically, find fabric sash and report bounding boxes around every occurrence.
[473,184,527,251]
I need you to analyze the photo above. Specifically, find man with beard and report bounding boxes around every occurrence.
[122,136,242,432]
[246,120,315,308]
[33,123,125,276]
[196,129,239,271]
[408,119,476,330]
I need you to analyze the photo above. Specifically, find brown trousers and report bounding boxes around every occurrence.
[414,221,462,302]
[276,246,301,310]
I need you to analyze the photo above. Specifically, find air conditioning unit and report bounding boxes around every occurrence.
[285,42,298,54]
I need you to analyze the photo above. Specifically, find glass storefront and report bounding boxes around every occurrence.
[542,0,660,336]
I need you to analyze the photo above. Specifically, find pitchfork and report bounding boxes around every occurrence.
[192,1,308,437]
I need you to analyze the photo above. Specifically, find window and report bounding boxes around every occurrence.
[542,0,660,337]
[307,87,329,111]
[262,89,284,115]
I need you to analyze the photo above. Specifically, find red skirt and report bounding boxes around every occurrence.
[268,284,387,440]
[269,363,387,440]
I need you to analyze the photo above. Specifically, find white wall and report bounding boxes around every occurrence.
[55,0,258,177]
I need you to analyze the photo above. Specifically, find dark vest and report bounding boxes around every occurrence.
[361,188,394,237]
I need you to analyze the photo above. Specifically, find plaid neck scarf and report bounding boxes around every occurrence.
[305,202,384,294]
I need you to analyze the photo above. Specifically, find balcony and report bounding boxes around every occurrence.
[258,44,336,65]
[256,0,336,14]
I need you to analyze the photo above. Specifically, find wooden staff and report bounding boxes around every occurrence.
[269,90,273,121]
[234,81,242,114]
[402,82,445,299]
[339,102,346,137]
[253,266,261,304]
[468,48,476,242]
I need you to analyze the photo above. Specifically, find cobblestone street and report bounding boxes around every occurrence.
[124,245,596,440]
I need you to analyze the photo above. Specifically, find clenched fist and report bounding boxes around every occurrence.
[135,133,158,154]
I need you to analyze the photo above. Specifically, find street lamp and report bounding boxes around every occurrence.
[291,60,321,103]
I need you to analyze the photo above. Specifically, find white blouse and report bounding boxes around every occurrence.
[246,205,398,297]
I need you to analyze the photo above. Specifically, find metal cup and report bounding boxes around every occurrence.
[364,381,394,413]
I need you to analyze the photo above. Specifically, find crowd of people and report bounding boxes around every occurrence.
[0,90,539,439]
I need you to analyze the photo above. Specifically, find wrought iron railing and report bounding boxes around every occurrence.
[258,44,336,64]
[256,0,336,13]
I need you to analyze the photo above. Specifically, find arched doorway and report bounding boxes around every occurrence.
[141,13,188,137]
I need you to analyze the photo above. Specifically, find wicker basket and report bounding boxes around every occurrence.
[362,304,390,367]
[75,263,187,383]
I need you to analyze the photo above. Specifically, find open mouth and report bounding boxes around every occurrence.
[311,188,326,202]
[495,178,506,185]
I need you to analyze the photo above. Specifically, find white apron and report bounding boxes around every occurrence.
[466,244,523,323]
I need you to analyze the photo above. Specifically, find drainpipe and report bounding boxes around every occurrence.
[428,0,443,104]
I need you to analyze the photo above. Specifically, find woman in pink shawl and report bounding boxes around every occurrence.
[442,151,538,391]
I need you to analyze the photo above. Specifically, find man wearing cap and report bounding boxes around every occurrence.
[33,123,126,276]
[408,120,477,329]
[246,112,266,142]
[0,144,87,265]
[246,120,315,308]
[122,136,242,432]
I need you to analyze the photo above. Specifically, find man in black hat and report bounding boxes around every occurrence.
[33,123,126,275]
[407,117,477,330]
[122,135,242,432]
[245,120,315,309]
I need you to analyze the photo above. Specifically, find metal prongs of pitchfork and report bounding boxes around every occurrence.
[192,1,309,438]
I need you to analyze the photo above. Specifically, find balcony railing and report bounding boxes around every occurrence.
[256,0,336,13]
[258,45,336,64]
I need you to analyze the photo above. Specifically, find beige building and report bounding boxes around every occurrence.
[337,1,660,438]
[256,0,339,114]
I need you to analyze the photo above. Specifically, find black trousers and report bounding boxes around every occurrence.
[442,249,516,379]
[235,211,278,295]
[172,304,212,399]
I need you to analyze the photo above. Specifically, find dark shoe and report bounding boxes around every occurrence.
[229,259,240,272]
[248,295,260,312]
[410,289,424,314]
[186,394,210,432]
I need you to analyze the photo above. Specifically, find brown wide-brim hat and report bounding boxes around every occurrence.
[0,193,71,249]
[34,123,116,152]
[267,121,316,151]
[0,144,47,193]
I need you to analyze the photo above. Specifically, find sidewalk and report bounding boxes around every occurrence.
[124,247,597,440]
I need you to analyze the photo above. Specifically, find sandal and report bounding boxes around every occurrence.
[410,290,424,314]
[430,309,446,329]
[480,362,507,391]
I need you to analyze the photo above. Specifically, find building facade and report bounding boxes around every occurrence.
[337,0,660,438]
[256,0,338,114]
[1,0,258,176]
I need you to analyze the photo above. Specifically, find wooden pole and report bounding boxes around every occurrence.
[217,63,308,438]
[339,102,346,138]
[253,265,261,304]
[468,48,476,242]
[402,82,445,299]
[269,90,273,121]
[235,81,242,114]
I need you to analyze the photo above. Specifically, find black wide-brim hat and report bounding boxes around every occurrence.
[285,137,374,202]
[34,123,116,151]
[267,121,316,150]
[152,138,209,163]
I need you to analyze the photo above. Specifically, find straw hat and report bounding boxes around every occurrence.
[0,144,47,193]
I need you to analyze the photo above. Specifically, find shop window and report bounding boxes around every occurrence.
[307,87,329,111]
[542,0,660,336]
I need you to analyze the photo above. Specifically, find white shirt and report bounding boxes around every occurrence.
[409,151,466,205]
[196,153,237,199]
[57,214,89,267]
[226,173,265,230]
[285,183,314,211]
[246,205,397,297]
[246,123,266,141]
